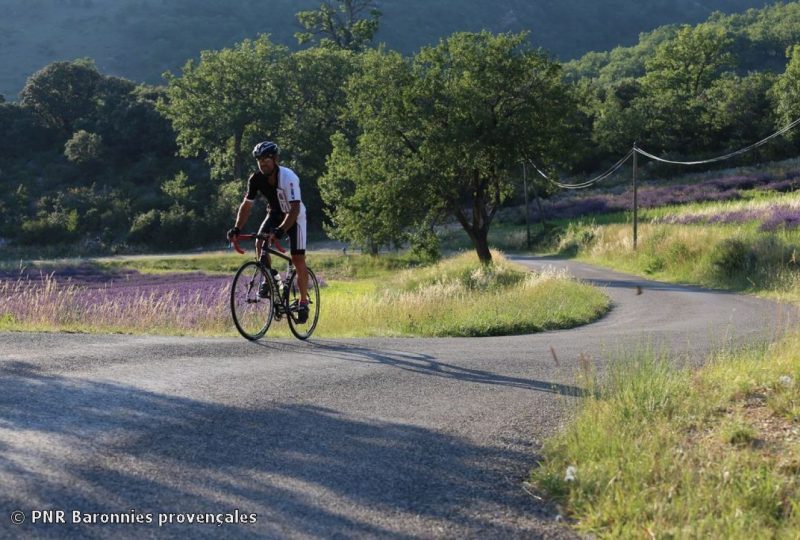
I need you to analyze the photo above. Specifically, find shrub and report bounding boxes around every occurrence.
[641,252,665,274]
[667,240,692,265]
[19,209,80,245]
[557,222,599,256]
[709,238,757,278]
[409,225,441,263]
[128,209,161,244]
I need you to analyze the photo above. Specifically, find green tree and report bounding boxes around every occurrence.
[644,24,733,99]
[64,130,103,163]
[639,23,734,152]
[92,79,176,158]
[321,130,418,254]
[773,44,800,134]
[0,102,55,158]
[295,0,381,52]
[160,35,288,181]
[590,78,646,155]
[323,32,574,263]
[704,71,777,156]
[161,171,195,206]
[20,194,81,245]
[19,59,103,135]
[279,47,357,230]
[319,49,418,253]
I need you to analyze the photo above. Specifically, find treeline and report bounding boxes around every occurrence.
[2,1,800,262]
[566,1,800,166]
[0,59,229,253]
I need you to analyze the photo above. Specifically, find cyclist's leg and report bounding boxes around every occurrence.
[257,213,282,267]
[287,216,308,302]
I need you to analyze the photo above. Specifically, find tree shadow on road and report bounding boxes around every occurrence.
[0,361,561,539]
[252,339,585,397]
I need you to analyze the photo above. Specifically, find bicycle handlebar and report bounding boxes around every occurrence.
[230,233,286,255]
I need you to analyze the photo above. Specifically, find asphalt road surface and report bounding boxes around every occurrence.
[1,257,796,539]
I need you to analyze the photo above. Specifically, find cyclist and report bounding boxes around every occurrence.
[227,141,309,323]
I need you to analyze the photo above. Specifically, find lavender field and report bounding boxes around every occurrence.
[0,265,232,335]
[536,169,800,223]
[652,199,800,231]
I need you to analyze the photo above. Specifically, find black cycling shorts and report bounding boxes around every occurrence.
[258,213,306,255]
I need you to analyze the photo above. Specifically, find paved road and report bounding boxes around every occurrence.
[0,258,795,539]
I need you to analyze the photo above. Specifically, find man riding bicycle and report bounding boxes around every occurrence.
[227,141,309,323]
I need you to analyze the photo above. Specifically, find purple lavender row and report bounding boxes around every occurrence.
[534,172,798,221]
[0,267,327,332]
[0,272,232,332]
[655,204,800,231]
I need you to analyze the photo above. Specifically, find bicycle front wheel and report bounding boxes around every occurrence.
[287,267,320,340]
[230,261,275,340]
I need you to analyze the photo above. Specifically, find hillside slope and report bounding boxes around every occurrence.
[0,0,771,99]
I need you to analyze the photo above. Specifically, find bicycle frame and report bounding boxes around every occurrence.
[230,233,290,263]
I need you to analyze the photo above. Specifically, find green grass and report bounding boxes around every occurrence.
[566,221,800,301]
[531,341,800,537]
[315,251,609,337]
[90,249,428,279]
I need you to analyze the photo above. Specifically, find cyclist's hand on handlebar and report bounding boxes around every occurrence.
[227,226,240,241]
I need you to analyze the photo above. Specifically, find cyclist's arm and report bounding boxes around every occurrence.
[277,201,300,233]
[275,169,301,234]
[234,198,254,230]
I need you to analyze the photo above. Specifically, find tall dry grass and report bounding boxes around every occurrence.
[0,274,230,335]
[532,338,800,537]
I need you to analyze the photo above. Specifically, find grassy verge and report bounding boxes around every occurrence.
[518,190,800,302]
[318,250,609,337]
[522,189,800,535]
[0,250,609,337]
[531,338,800,537]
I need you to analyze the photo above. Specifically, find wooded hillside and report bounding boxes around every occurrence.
[0,0,768,99]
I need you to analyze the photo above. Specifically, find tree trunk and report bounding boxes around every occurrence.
[451,170,496,265]
[453,207,493,265]
[473,227,492,265]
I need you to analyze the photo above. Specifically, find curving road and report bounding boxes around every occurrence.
[0,257,796,539]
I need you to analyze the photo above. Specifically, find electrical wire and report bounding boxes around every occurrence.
[529,149,633,189]
[527,116,800,191]
[635,117,800,165]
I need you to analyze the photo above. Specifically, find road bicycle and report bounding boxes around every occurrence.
[229,233,320,341]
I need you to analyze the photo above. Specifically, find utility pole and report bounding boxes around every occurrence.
[523,162,531,248]
[632,142,638,251]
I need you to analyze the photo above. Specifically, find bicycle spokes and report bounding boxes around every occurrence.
[230,261,274,340]
[286,268,320,340]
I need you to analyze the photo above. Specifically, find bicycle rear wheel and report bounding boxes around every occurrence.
[230,261,275,340]
[286,267,320,340]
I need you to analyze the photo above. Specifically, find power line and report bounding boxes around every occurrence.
[635,117,800,165]
[527,116,800,192]
[529,149,633,190]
